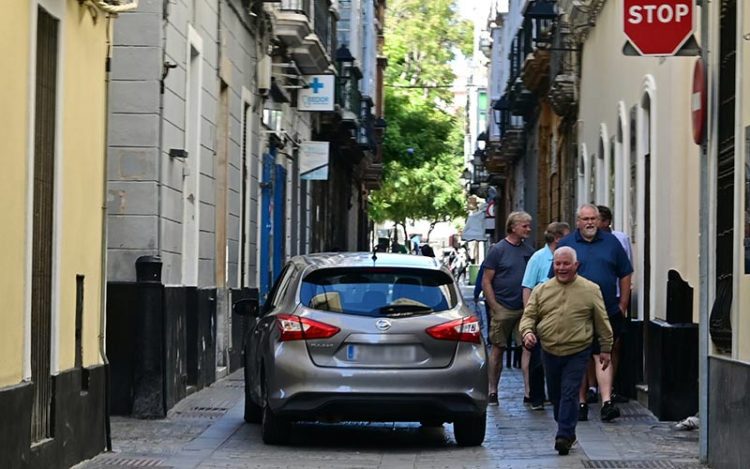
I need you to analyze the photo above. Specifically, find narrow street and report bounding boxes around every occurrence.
[78,288,702,469]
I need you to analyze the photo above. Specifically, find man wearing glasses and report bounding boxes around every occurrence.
[555,204,633,422]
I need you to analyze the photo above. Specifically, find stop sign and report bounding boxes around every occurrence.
[624,0,694,56]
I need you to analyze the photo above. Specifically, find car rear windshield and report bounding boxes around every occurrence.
[299,267,458,317]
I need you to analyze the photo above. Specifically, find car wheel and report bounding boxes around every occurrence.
[242,354,262,423]
[453,412,486,447]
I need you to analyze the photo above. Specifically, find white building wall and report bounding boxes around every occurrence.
[577,1,701,322]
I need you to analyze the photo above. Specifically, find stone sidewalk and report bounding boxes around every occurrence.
[77,286,704,469]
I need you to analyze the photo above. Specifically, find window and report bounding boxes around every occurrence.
[299,268,458,317]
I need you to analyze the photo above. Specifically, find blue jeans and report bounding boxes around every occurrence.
[542,347,591,440]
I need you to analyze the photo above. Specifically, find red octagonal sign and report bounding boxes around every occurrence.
[624,0,694,56]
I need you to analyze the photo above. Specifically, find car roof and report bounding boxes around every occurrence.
[291,252,447,272]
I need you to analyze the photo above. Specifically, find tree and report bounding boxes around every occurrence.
[369,0,470,236]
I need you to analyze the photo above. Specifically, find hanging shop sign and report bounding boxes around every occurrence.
[298,75,335,111]
[300,141,330,180]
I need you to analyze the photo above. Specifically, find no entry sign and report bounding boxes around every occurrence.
[624,0,694,56]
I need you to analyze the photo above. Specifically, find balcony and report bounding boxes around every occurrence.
[363,162,383,190]
[547,21,579,117]
[485,126,525,174]
[272,0,334,74]
[521,48,550,94]
[272,0,313,48]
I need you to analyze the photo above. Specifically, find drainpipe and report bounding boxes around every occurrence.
[698,0,711,462]
[99,12,114,453]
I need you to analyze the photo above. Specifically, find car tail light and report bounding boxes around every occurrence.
[276,314,340,341]
[425,316,481,343]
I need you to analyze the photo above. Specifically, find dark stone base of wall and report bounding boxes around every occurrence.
[615,319,644,399]
[709,357,750,469]
[107,282,216,416]
[647,319,698,420]
[0,366,107,469]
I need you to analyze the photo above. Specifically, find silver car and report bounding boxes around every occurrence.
[235,252,488,446]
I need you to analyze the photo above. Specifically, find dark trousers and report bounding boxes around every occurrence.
[542,347,591,440]
[529,342,546,405]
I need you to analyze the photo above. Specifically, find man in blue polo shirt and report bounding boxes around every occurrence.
[556,204,633,422]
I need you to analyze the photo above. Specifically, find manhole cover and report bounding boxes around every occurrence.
[172,406,229,419]
[583,461,699,469]
[96,456,165,467]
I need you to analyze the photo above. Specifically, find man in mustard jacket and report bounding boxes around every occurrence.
[519,246,613,456]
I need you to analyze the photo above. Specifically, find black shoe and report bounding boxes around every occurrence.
[530,402,544,411]
[488,392,499,406]
[523,395,531,405]
[586,388,598,404]
[578,403,588,421]
[554,437,574,455]
[601,400,621,421]
[611,392,629,403]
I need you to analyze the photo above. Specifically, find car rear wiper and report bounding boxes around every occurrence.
[378,304,434,317]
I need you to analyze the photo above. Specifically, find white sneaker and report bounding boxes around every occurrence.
[674,415,699,431]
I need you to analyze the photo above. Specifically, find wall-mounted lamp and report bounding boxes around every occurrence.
[335,44,355,80]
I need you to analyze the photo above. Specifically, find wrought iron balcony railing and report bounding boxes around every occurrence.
[280,0,312,15]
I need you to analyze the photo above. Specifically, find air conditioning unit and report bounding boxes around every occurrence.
[257,54,272,96]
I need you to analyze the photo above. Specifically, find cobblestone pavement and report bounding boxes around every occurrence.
[78,286,704,469]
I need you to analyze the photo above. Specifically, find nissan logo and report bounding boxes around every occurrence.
[375,319,392,331]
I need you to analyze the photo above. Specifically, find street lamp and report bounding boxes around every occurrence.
[335,43,355,79]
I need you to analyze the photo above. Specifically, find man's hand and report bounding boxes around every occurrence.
[522,332,537,350]
[599,352,612,371]
[618,303,628,318]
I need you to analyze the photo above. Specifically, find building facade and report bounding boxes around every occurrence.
[479,0,701,426]
[0,1,135,467]
[105,0,383,419]
[702,0,750,466]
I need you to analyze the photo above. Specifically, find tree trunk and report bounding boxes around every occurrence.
[400,222,409,249]
[425,220,438,243]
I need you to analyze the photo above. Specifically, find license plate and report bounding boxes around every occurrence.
[346,344,417,363]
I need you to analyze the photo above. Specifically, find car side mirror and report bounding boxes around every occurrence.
[233,297,259,317]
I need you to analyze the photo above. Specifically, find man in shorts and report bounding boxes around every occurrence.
[482,211,534,405]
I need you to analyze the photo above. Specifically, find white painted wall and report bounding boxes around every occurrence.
[577,1,701,322]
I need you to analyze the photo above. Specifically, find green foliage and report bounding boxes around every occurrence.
[369,0,469,229]
[385,0,473,103]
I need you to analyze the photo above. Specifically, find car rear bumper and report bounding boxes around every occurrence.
[264,341,488,421]
[276,392,484,422]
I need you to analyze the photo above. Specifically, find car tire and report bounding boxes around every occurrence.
[453,412,486,447]
[261,398,291,445]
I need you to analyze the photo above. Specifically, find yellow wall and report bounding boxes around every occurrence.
[0,1,109,387]
[0,2,32,386]
[57,2,109,371]
[578,1,701,323]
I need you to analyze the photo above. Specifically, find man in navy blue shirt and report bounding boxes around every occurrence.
[556,204,633,422]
